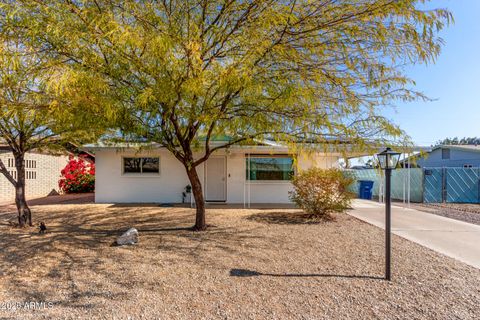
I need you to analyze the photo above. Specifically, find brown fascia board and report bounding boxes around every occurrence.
[0,144,11,151]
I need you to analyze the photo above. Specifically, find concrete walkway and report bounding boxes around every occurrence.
[349,199,480,269]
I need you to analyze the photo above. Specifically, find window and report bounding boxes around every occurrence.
[8,170,17,180]
[246,155,294,181]
[441,148,450,160]
[463,164,473,168]
[123,157,160,174]
[25,160,36,169]
[6,158,36,168]
[26,171,37,180]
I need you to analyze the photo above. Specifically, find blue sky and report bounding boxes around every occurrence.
[382,0,480,146]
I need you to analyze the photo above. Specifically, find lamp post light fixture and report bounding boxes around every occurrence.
[376,147,401,281]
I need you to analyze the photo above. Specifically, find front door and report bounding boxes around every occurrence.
[205,157,226,202]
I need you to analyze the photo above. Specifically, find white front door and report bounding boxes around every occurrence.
[205,157,226,202]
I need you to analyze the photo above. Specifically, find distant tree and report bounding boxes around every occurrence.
[435,137,480,146]
[4,0,451,230]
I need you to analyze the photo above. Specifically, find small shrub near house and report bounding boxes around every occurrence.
[289,168,355,220]
[59,157,95,193]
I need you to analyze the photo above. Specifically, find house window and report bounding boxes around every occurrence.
[26,171,37,180]
[246,155,294,181]
[25,160,37,169]
[123,157,160,174]
[441,148,450,160]
[5,158,37,168]
[8,170,17,180]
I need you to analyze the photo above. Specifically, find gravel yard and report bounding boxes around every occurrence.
[397,202,480,226]
[0,202,479,319]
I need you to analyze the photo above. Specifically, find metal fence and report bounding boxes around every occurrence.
[347,167,480,204]
[346,168,423,203]
[424,167,480,203]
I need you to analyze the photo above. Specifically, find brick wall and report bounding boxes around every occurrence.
[0,151,69,202]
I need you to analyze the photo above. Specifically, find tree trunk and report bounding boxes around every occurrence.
[186,166,206,231]
[14,153,32,227]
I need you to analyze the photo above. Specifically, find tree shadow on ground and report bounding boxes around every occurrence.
[246,211,335,225]
[108,203,179,208]
[229,268,383,280]
[26,193,95,206]
[0,205,274,311]
[0,194,95,219]
[0,206,269,264]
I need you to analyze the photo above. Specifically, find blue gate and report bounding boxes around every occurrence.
[446,168,480,203]
[424,168,443,203]
[423,167,480,203]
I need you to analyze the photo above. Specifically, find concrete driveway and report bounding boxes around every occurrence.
[349,199,480,269]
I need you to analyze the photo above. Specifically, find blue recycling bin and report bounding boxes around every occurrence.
[358,180,374,200]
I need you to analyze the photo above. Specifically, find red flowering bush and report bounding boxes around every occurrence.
[59,157,95,193]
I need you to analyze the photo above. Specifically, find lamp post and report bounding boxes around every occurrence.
[376,147,401,281]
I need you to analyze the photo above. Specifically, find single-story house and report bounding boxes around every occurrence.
[0,144,69,202]
[86,140,344,205]
[404,145,480,168]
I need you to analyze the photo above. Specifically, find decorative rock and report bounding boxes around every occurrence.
[116,228,139,246]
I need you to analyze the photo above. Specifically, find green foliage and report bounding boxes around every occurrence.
[289,168,355,219]
[0,42,56,153]
[0,20,106,228]
[0,35,105,225]
[0,27,107,150]
[0,38,103,184]
[1,0,452,158]
[0,0,452,228]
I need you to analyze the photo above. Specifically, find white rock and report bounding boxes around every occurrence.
[116,228,139,246]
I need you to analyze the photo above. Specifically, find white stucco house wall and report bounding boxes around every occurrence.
[87,141,343,205]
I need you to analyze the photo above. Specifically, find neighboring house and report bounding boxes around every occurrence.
[64,142,96,164]
[413,145,480,168]
[0,145,69,202]
[86,140,343,204]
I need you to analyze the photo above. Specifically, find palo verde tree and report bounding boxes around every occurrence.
[0,38,103,227]
[5,0,451,230]
[0,42,57,227]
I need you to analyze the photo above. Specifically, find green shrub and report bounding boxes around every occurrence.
[289,168,354,219]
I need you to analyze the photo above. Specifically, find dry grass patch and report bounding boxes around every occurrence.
[0,202,479,319]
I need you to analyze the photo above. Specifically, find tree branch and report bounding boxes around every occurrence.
[0,157,17,187]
